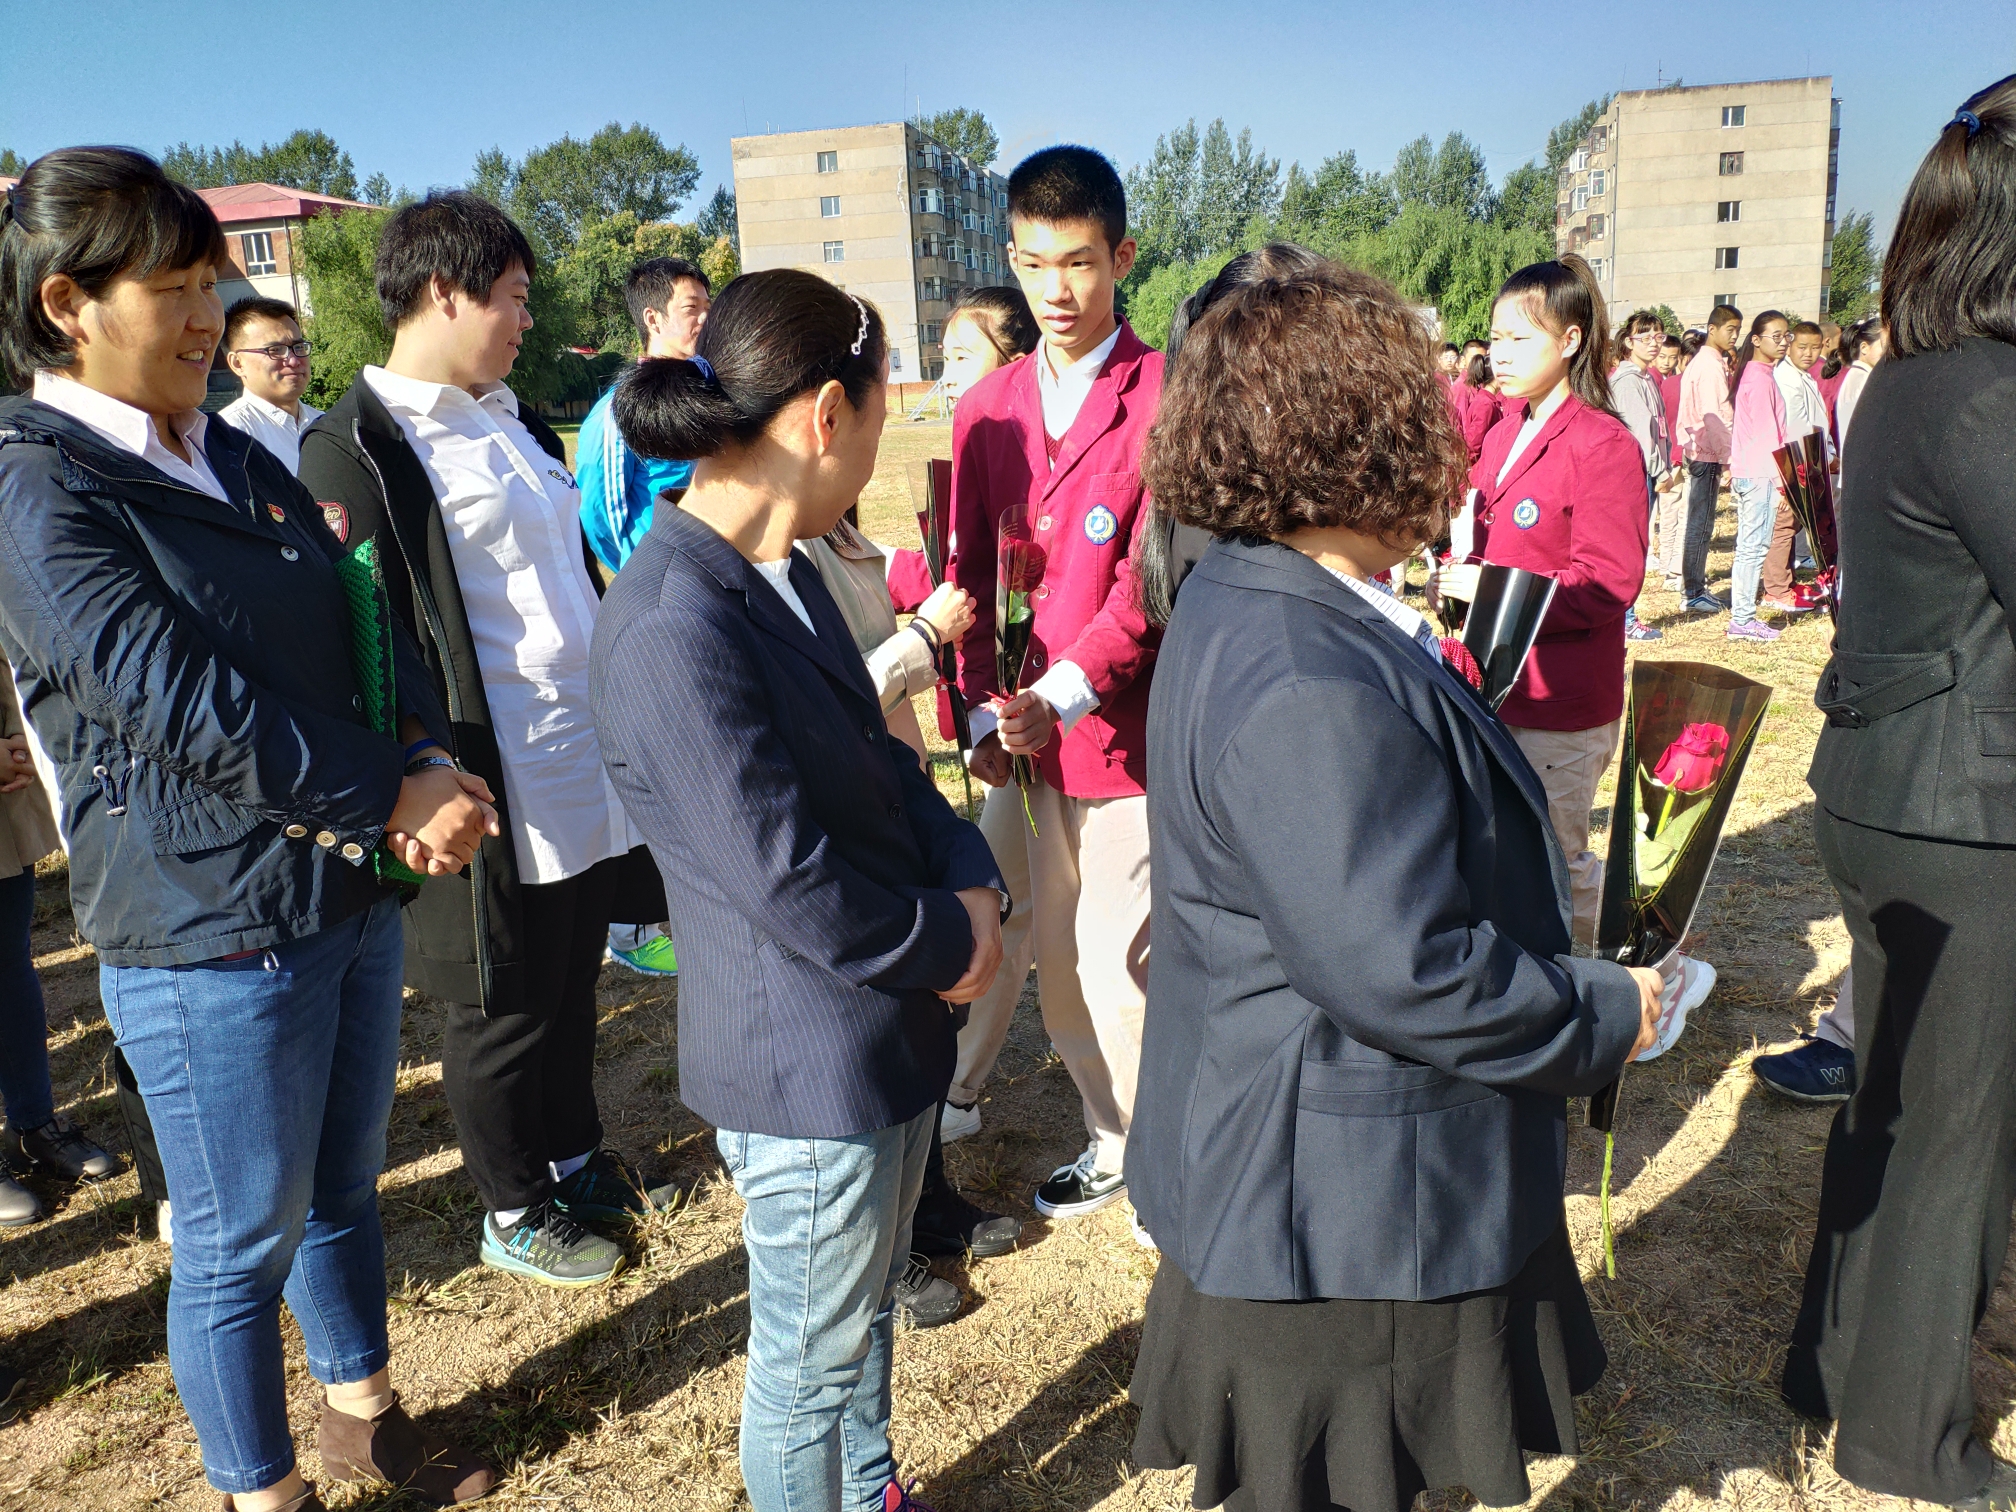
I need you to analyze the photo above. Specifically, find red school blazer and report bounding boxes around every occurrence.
[946,322,1165,799]
[1469,394,1649,732]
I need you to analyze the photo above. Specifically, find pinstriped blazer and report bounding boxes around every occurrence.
[588,505,1004,1139]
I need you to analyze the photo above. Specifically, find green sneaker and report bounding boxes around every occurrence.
[605,933,678,978]
[552,1147,680,1225]
[479,1201,624,1288]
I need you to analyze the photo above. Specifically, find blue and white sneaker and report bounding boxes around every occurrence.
[1753,1035,1856,1103]
[479,1201,624,1288]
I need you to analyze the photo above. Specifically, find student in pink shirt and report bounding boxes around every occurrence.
[948,146,1163,1229]
[1726,310,1793,640]
[1673,305,1743,612]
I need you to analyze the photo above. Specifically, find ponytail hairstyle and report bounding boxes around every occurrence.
[0,146,229,388]
[1493,253,1618,419]
[945,283,1038,366]
[1135,242,1329,626]
[1844,315,1885,363]
[1729,308,1788,391]
[1881,72,2016,357]
[613,268,887,462]
[1464,351,1493,389]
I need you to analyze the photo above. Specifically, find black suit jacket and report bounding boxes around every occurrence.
[1127,537,1642,1302]
[589,505,1003,1138]
[1810,338,2016,843]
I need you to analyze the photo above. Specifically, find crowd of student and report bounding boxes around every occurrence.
[0,71,2012,1512]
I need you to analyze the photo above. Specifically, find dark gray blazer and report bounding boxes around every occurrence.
[1810,338,2016,843]
[588,505,1003,1140]
[1126,537,1642,1302]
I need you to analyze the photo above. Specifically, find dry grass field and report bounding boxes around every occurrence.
[3,418,2007,1512]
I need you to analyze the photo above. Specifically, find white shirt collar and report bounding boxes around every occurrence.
[363,365,518,419]
[32,370,209,460]
[1315,560,1440,662]
[1037,324,1122,390]
[228,387,319,428]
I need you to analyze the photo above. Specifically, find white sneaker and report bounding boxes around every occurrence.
[1637,955,1714,1062]
[939,1101,982,1144]
[157,1199,173,1248]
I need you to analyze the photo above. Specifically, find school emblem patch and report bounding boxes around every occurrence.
[1512,498,1541,529]
[549,466,576,491]
[266,503,287,525]
[1084,504,1119,545]
[319,502,350,544]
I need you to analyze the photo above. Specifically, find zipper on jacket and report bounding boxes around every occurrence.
[352,421,495,1011]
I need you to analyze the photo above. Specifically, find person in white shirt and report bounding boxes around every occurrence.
[298,191,673,1292]
[216,298,322,474]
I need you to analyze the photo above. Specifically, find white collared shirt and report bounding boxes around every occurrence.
[753,557,815,634]
[31,371,228,503]
[217,388,323,476]
[359,365,634,884]
[1775,360,1835,460]
[1036,324,1122,443]
[1318,562,1445,667]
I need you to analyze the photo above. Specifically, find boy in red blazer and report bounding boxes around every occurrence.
[946,146,1164,1225]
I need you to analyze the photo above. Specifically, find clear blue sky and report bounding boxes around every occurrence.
[6,0,2008,240]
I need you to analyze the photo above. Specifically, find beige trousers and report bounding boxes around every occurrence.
[1511,720,1622,946]
[949,776,1149,1174]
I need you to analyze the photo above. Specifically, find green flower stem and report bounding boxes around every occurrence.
[1600,1130,1617,1279]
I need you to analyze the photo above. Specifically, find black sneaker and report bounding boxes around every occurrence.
[892,1254,963,1328]
[479,1201,624,1288]
[1033,1146,1127,1219]
[14,1116,118,1181]
[911,1189,1022,1259]
[552,1147,679,1224]
[1753,1035,1856,1103]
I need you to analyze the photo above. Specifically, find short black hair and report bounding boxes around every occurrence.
[374,189,535,330]
[624,256,709,345]
[1884,73,2016,357]
[1708,303,1743,329]
[0,146,230,387]
[1007,145,1126,254]
[224,295,301,350]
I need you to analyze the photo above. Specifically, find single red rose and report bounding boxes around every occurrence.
[1439,638,1483,691]
[1652,722,1729,793]
[1000,538,1049,594]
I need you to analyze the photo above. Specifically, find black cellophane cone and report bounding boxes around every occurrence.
[1461,565,1559,712]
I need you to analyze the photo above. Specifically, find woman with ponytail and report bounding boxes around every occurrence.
[1725,308,1795,637]
[1433,257,1697,995]
[1783,75,2016,1509]
[589,268,1003,1512]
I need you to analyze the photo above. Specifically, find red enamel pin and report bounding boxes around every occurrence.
[267,503,287,525]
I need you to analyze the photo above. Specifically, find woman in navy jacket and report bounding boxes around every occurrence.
[1125,259,1657,1512]
[0,150,497,1509]
[587,270,1002,1512]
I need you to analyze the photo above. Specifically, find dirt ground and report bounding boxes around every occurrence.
[3,419,2005,1512]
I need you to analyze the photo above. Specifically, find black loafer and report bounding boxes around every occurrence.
[911,1191,1022,1259]
[893,1255,963,1328]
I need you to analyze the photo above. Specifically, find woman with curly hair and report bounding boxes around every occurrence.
[1125,256,1659,1512]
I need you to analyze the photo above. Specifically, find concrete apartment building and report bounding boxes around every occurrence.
[731,123,1014,381]
[1556,77,1839,326]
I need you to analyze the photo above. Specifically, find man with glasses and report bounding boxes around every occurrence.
[218,297,320,475]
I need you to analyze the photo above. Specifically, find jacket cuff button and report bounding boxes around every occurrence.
[315,831,338,848]
[284,824,308,839]
[340,842,365,860]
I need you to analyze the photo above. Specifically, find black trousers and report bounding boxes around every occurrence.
[1783,807,2016,1501]
[112,1047,168,1204]
[439,857,619,1213]
[1680,461,1720,599]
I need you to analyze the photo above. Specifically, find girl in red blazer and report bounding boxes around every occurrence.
[1434,255,1649,950]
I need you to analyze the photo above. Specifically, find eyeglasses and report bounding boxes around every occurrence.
[232,340,312,362]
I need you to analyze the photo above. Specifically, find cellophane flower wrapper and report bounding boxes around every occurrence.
[1587,661,1772,1274]
[995,508,1048,835]
[907,458,975,812]
[1774,434,1841,619]
[332,537,428,897]
[1460,565,1559,712]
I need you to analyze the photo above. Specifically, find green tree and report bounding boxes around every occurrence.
[1829,210,1881,320]
[695,184,739,255]
[917,108,1000,169]
[163,129,359,198]
[294,205,391,408]
[1125,118,1280,277]
[1277,149,1396,242]
[1547,96,1613,175]
[0,149,23,177]
[493,123,701,253]
[1195,120,1280,255]
[1493,161,1554,237]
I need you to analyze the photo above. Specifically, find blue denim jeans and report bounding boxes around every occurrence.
[100,898,404,1494]
[719,1103,935,1512]
[0,869,55,1130]
[1730,475,1779,626]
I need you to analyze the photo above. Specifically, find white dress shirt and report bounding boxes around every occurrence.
[1319,562,1445,667]
[31,372,228,503]
[1775,360,1835,461]
[754,557,815,634]
[359,366,634,884]
[217,389,323,476]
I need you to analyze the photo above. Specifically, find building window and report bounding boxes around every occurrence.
[1719,151,1744,176]
[1590,169,1607,197]
[889,346,902,371]
[981,252,996,274]
[1589,214,1607,240]
[1569,148,1589,173]
[1826,195,1837,226]
[1592,126,1609,148]
[817,150,838,173]
[1718,200,1741,222]
[1722,105,1746,128]
[996,190,1008,209]
[922,322,941,345]
[1588,257,1607,283]
[1715,246,1740,270]
[820,196,841,218]
[241,231,278,276]
[919,276,944,302]
[1571,185,1590,212]
[823,241,844,263]
[917,187,943,215]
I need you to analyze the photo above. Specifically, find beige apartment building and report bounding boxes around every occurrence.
[1556,77,1839,327]
[731,123,1014,381]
